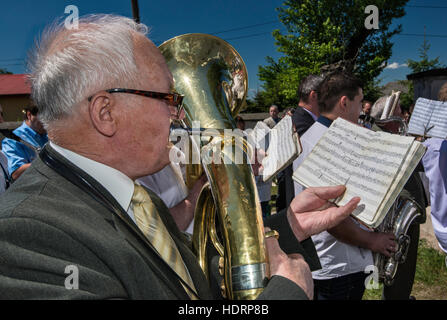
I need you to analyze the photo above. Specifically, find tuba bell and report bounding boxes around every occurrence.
[159,34,268,300]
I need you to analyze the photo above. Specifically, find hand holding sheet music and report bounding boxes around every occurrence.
[249,116,302,182]
[293,118,426,228]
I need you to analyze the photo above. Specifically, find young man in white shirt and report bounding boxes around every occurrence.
[293,71,397,300]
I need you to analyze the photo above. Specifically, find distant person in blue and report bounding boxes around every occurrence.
[421,82,447,256]
[2,106,48,181]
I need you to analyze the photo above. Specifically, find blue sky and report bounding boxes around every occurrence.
[0,0,446,99]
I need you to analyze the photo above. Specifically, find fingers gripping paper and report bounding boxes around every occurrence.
[250,116,302,182]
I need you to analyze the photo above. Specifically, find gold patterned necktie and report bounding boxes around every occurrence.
[131,183,197,299]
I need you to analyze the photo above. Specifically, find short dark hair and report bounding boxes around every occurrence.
[317,71,363,114]
[297,74,324,103]
[235,115,245,123]
[22,106,39,120]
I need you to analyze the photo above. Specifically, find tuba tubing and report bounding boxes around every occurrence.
[374,192,422,285]
[160,34,268,299]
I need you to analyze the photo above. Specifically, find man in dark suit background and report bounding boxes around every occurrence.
[292,75,324,136]
[0,14,361,300]
[276,75,324,213]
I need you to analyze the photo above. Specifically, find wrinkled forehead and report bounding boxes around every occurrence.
[132,33,173,88]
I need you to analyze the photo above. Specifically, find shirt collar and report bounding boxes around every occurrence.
[299,106,318,121]
[317,115,333,128]
[14,121,48,142]
[49,141,134,212]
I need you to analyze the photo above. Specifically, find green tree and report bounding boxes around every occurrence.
[258,0,409,106]
[401,39,444,108]
[407,39,444,74]
[398,79,414,110]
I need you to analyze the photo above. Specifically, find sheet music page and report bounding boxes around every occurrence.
[262,115,301,182]
[293,117,415,226]
[380,94,395,120]
[408,98,447,138]
[247,120,271,150]
[373,140,426,227]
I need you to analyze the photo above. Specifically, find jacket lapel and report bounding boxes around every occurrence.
[38,145,197,299]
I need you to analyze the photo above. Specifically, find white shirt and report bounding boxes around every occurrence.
[137,163,188,209]
[293,121,327,196]
[255,175,272,202]
[422,137,447,253]
[50,142,137,222]
[137,162,194,234]
[292,120,373,280]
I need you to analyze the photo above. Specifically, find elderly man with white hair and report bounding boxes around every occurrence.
[0,14,361,300]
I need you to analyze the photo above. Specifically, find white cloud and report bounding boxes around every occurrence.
[385,62,408,70]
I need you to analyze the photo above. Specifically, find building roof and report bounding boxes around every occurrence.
[0,74,31,95]
[407,68,447,81]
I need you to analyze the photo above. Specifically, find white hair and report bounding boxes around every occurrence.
[27,14,149,127]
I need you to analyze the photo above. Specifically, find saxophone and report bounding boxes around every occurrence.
[369,112,425,286]
[374,191,423,285]
[159,34,267,299]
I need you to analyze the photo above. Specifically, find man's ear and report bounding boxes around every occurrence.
[339,96,348,112]
[88,93,117,137]
[26,111,32,122]
[309,90,318,101]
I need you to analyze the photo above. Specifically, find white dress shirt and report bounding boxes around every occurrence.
[50,142,137,222]
[137,162,194,234]
[422,137,447,253]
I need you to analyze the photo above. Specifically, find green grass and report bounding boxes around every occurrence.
[414,239,447,286]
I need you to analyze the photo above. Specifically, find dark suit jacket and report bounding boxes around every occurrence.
[292,106,316,137]
[0,146,319,299]
[276,107,316,211]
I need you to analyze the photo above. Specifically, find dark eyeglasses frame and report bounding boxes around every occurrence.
[87,88,184,115]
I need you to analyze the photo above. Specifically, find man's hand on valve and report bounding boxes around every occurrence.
[264,227,314,300]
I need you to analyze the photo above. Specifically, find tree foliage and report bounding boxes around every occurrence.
[407,39,444,74]
[254,0,409,111]
[400,40,445,108]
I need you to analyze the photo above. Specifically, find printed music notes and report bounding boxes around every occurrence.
[249,116,302,182]
[408,97,447,139]
[293,118,426,228]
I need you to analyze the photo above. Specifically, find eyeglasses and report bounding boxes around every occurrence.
[87,88,184,117]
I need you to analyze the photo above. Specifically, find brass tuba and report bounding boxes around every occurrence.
[370,97,425,288]
[374,191,423,285]
[159,34,267,299]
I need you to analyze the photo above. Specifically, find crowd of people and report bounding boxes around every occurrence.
[257,76,447,300]
[0,13,445,301]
